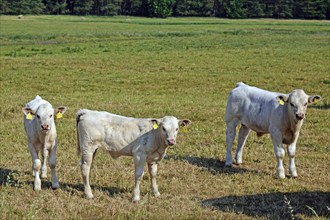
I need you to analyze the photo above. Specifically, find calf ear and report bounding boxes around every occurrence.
[22,107,34,120]
[22,107,33,115]
[55,106,67,119]
[308,95,321,104]
[150,119,161,129]
[179,119,191,127]
[276,94,289,105]
[56,106,67,114]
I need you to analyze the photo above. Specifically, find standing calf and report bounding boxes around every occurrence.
[225,82,321,178]
[76,109,190,202]
[22,96,67,190]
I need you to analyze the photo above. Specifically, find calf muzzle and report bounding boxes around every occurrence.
[295,113,305,120]
[167,139,176,146]
[41,124,50,131]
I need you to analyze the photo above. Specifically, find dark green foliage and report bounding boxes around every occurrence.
[224,0,247,18]
[293,0,328,19]
[174,0,213,16]
[73,0,93,15]
[0,0,11,14]
[0,0,329,19]
[120,0,148,16]
[91,0,122,16]
[43,0,67,15]
[273,0,293,18]
[147,0,175,17]
[246,0,265,18]
[1,0,45,14]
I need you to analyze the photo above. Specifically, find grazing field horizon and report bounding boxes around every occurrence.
[0,16,329,219]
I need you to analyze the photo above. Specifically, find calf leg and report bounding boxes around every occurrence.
[133,153,146,202]
[271,131,285,179]
[80,148,94,199]
[148,163,160,197]
[235,125,250,164]
[28,143,41,190]
[41,146,49,179]
[225,119,239,166]
[49,144,59,189]
[287,143,298,178]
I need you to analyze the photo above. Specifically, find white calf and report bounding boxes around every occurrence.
[225,82,321,178]
[22,96,67,190]
[76,109,190,202]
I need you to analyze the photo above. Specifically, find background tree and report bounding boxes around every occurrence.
[273,0,293,18]
[147,0,175,17]
[294,0,328,19]
[0,0,11,14]
[1,0,45,14]
[43,0,67,14]
[174,0,213,16]
[246,0,265,17]
[214,0,226,17]
[0,0,329,19]
[74,0,93,15]
[223,0,247,18]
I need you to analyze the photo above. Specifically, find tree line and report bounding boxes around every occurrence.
[1,0,329,19]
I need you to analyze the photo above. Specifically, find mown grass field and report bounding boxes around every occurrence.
[0,15,329,219]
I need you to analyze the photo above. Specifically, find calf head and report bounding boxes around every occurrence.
[23,103,67,134]
[277,89,321,122]
[152,116,191,146]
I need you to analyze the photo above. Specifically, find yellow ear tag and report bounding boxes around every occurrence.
[314,99,318,103]
[56,112,63,119]
[26,113,33,120]
[279,100,285,105]
[181,125,188,133]
[153,122,158,130]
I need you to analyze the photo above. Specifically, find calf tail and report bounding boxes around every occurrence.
[76,110,86,156]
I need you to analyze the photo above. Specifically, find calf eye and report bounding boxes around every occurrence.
[290,103,294,107]
[50,114,53,118]
[162,127,166,132]
[37,115,40,119]
[304,103,308,106]
[176,128,178,131]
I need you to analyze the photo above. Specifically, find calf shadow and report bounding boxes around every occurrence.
[0,168,22,187]
[1,167,125,198]
[23,180,125,198]
[165,155,267,176]
[202,191,330,219]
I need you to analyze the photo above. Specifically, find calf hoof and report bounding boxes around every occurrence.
[225,162,232,167]
[154,192,161,197]
[34,179,41,191]
[235,159,243,165]
[290,171,298,178]
[84,188,94,199]
[52,183,59,190]
[85,194,94,199]
[277,173,286,179]
[34,184,41,191]
[132,196,140,203]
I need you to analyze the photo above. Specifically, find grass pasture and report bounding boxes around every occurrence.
[0,15,329,219]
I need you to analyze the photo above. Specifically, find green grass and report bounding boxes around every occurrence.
[0,15,329,219]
